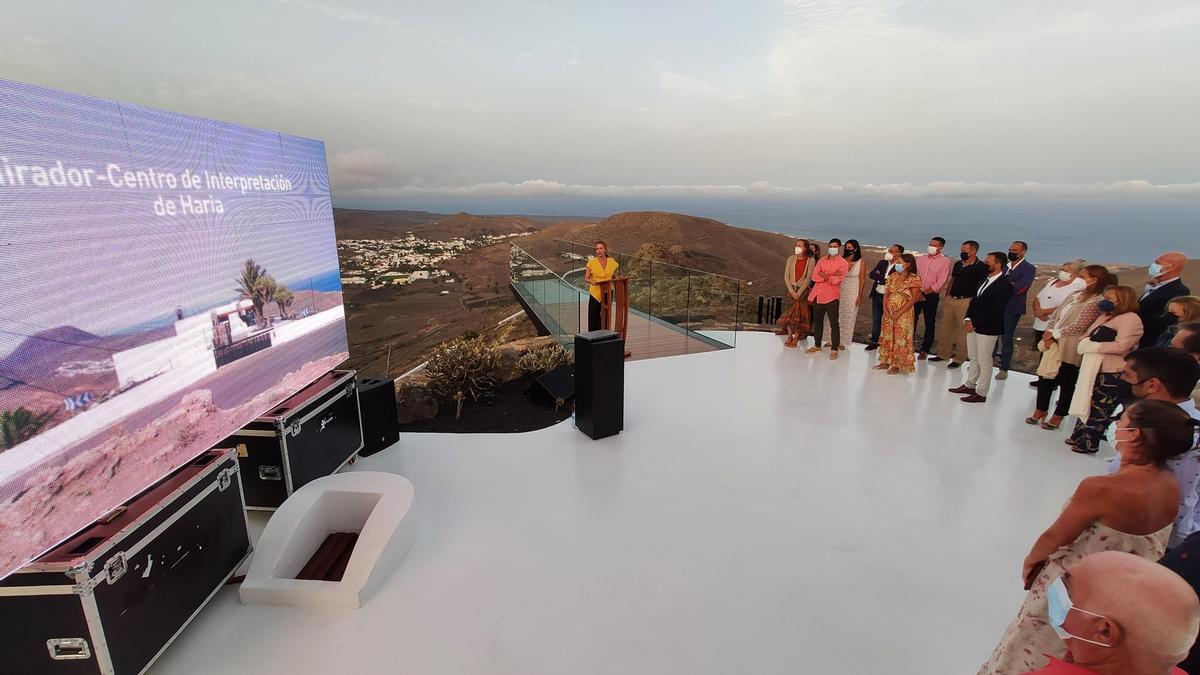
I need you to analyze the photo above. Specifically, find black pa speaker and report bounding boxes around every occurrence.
[574,330,624,440]
[356,376,400,456]
[529,364,575,408]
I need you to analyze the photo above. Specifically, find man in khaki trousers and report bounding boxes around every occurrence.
[931,240,988,369]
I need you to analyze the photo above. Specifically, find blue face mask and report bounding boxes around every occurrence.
[1149,262,1165,278]
[1098,299,1116,312]
[892,263,905,273]
[1046,577,1113,647]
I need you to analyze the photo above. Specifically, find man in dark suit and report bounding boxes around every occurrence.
[995,240,1035,380]
[1139,251,1191,348]
[950,251,1013,403]
[865,243,903,351]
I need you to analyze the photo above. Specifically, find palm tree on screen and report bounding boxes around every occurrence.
[236,259,274,328]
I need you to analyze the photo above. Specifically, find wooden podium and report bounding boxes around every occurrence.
[597,277,632,358]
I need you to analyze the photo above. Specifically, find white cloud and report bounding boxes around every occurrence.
[273,0,410,29]
[657,66,721,97]
[330,148,408,191]
[334,177,1200,200]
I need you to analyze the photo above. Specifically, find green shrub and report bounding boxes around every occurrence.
[517,344,574,375]
[424,337,501,405]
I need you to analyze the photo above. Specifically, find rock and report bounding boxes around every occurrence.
[494,335,559,383]
[395,373,439,423]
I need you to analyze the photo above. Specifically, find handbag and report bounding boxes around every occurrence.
[1036,341,1062,379]
[1090,325,1118,343]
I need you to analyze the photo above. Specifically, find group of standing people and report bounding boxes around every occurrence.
[779,240,1200,674]
[780,237,867,361]
[780,236,1040,386]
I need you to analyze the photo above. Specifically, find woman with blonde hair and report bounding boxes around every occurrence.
[1159,296,1200,347]
[1027,265,1116,430]
[584,240,618,332]
[1031,259,1087,344]
[1068,285,1144,454]
[779,238,815,348]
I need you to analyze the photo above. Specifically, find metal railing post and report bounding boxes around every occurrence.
[685,271,692,353]
[734,282,741,347]
[647,259,653,325]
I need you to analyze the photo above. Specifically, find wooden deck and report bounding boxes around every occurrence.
[540,298,721,361]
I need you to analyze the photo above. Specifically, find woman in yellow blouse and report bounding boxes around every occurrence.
[584,240,619,331]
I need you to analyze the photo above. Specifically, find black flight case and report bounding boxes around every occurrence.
[222,369,364,510]
[0,448,251,675]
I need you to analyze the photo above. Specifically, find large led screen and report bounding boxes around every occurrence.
[0,79,348,579]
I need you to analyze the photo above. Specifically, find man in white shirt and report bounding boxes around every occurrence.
[1110,347,1200,549]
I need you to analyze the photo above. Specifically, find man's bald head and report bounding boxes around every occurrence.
[1155,251,1189,280]
[1067,552,1200,670]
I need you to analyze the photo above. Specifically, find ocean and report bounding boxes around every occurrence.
[383,196,1199,266]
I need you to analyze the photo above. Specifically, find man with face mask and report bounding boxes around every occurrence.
[1139,251,1191,349]
[914,236,952,359]
[1106,347,1200,549]
[806,239,849,360]
[930,240,986,368]
[1025,551,1198,674]
[995,240,1035,380]
[951,252,1012,403]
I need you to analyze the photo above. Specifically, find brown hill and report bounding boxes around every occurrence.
[519,211,798,294]
[334,208,553,241]
[331,209,446,240]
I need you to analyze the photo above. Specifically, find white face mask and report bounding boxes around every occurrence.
[828,247,839,257]
[1058,271,1073,282]
[927,245,939,255]
[884,252,894,262]
[795,246,803,255]
[1047,577,1114,648]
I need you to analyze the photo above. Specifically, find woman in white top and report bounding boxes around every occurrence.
[1031,259,1087,343]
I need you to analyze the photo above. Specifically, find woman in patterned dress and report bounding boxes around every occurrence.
[978,400,1198,675]
[875,253,923,375]
[779,239,815,348]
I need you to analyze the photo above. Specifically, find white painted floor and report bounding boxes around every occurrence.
[153,332,1115,675]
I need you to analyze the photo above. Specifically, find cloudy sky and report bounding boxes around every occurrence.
[3,0,1199,203]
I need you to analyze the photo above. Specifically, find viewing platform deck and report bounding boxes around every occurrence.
[153,333,1111,674]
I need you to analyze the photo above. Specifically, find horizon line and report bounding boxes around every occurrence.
[331,178,1200,203]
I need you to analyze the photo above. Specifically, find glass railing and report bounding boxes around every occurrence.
[510,241,744,351]
[509,244,584,341]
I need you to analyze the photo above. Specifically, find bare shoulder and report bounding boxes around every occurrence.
[1074,475,1111,500]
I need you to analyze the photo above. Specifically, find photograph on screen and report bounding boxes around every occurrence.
[0,79,349,578]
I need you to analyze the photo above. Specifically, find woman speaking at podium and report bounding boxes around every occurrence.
[585,240,619,331]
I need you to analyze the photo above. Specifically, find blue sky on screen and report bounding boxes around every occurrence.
[0,80,339,354]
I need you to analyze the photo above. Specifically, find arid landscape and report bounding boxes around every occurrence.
[337,207,1198,380]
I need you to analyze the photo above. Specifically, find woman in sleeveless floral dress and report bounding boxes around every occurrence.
[978,400,1197,675]
[875,253,923,374]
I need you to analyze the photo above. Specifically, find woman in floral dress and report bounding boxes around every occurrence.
[875,253,923,375]
[977,400,1195,674]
